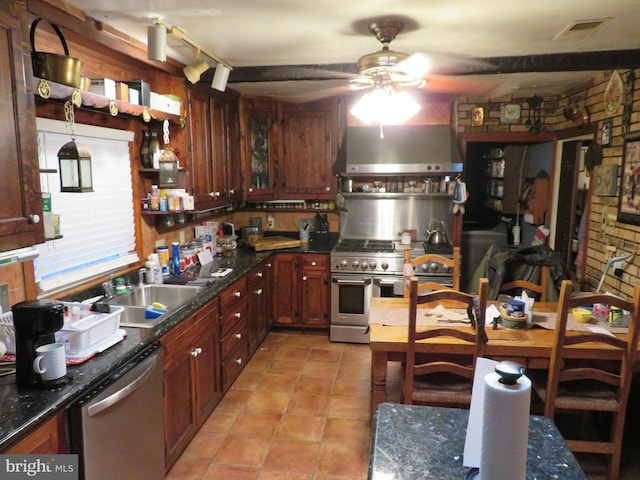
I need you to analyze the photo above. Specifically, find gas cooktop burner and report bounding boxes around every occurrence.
[423,242,454,255]
[335,239,394,253]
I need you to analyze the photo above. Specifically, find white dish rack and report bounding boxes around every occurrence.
[56,302,124,356]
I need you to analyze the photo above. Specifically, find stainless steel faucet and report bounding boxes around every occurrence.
[138,268,147,286]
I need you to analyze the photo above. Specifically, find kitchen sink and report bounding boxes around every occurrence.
[108,284,203,328]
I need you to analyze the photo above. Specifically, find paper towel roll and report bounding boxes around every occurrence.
[479,370,531,480]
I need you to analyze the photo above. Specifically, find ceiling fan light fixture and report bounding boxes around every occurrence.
[350,88,420,125]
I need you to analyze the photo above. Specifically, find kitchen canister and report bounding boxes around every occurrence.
[478,361,531,480]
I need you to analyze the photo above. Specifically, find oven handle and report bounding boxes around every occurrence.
[331,277,372,286]
[373,277,402,288]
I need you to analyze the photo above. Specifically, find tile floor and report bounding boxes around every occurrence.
[166,331,640,480]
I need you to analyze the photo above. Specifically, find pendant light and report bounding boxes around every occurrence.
[57,100,93,192]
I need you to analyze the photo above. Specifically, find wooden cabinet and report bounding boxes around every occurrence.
[0,6,44,251]
[272,253,330,328]
[240,97,278,200]
[481,145,527,214]
[219,277,250,390]
[187,86,241,210]
[161,299,221,469]
[247,260,272,352]
[280,99,338,198]
[241,97,338,201]
[2,410,68,454]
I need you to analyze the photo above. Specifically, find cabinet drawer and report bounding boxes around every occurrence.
[248,265,268,288]
[221,302,248,338]
[221,341,249,390]
[219,278,247,311]
[300,255,327,270]
[221,320,248,360]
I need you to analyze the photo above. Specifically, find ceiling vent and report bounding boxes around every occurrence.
[554,17,613,39]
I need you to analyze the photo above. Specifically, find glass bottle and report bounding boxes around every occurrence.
[171,242,181,276]
[148,130,161,169]
[140,130,151,168]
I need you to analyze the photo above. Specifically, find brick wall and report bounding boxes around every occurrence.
[455,69,640,296]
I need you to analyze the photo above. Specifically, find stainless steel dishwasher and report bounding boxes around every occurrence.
[70,345,164,480]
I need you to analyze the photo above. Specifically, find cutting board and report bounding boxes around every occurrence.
[247,236,301,251]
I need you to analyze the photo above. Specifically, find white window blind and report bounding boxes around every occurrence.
[35,118,138,295]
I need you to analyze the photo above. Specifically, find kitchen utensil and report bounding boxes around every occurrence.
[425,219,450,245]
[30,18,83,88]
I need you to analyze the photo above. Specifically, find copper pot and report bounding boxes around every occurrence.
[30,18,83,88]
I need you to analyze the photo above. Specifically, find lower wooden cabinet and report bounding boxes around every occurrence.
[161,298,221,469]
[219,277,250,390]
[272,253,329,328]
[247,260,271,352]
[2,410,68,454]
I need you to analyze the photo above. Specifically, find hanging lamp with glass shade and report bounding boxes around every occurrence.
[57,100,93,192]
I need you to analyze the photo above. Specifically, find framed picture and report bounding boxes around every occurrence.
[601,119,613,146]
[617,131,640,224]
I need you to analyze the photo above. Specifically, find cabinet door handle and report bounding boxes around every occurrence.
[257,272,263,277]
[325,186,331,191]
[248,187,254,192]
[235,333,242,339]
[191,348,200,357]
[235,358,242,365]
[255,288,263,295]
[234,291,241,297]
[208,192,215,197]
[266,263,272,268]
[235,312,241,318]
[302,276,307,281]
[311,261,317,266]
[28,214,41,224]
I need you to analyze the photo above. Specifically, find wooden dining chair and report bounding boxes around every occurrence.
[531,279,640,480]
[403,246,461,297]
[499,264,549,301]
[401,276,489,407]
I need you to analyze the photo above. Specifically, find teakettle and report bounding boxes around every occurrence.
[425,219,450,245]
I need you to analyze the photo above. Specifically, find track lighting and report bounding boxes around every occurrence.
[183,49,209,84]
[147,22,167,62]
[212,64,230,91]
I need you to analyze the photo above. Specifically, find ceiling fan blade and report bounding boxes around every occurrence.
[419,74,500,95]
[394,53,431,79]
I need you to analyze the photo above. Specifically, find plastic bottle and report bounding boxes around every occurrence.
[171,242,181,276]
[144,260,156,284]
[150,185,160,211]
[150,253,163,284]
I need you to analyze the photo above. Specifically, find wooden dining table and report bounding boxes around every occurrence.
[369,297,633,412]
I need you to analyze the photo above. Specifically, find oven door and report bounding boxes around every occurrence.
[373,276,405,298]
[330,275,372,327]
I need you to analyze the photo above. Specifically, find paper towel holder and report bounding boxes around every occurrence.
[495,361,525,385]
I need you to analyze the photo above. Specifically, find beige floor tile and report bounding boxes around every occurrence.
[274,346,311,362]
[333,378,370,397]
[296,375,335,396]
[277,414,326,442]
[200,408,240,434]
[322,418,371,445]
[213,435,271,468]
[203,464,259,480]
[232,369,264,391]
[269,359,305,374]
[247,390,291,414]
[341,346,372,365]
[165,459,210,480]
[179,431,226,462]
[231,411,282,437]
[263,438,321,473]
[315,442,369,477]
[308,348,342,363]
[256,372,299,393]
[302,360,339,378]
[286,392,331,417]
[337,363,371,381]
[216,389,253,411]
[257,470,312,480]
[328,395,371,420]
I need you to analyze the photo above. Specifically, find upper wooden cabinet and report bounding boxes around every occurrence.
[241,97,338,201]
[0,6,45,252]
[280,100,338,198]
[187,86,241,210]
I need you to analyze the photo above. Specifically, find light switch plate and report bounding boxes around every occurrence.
[0,284,9,313]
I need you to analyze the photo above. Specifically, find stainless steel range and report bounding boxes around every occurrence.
[330,237,455,344]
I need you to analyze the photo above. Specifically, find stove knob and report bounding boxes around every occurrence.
[340,260,348,269]
[419,263,430,273]
[441,264,451,273]
[381,262,389,271]
[352,260,360,269]
[428,262,439,273]
[360,261,368,270]
[369,261,377,270]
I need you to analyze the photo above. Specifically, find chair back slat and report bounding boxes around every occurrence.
[404,246,460,297]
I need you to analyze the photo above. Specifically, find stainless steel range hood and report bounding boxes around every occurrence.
[336,124,463,176]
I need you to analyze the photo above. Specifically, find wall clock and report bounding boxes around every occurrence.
[500,103,521,123]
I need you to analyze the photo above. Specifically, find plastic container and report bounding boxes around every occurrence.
[149,185,160,211]
[55,302,124,356]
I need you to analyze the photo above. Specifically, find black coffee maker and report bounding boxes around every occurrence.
[12,299,65,387]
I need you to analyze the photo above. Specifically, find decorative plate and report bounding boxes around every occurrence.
[604,70,624,115]
[500,103,521,123]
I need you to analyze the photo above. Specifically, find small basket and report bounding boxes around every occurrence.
[55,302,123,355]
[30,18,83,87]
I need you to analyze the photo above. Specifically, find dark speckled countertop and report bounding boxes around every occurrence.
[0,237,336,450]
[369,403,587,480]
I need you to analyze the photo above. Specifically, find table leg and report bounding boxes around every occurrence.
[371,351,388,413]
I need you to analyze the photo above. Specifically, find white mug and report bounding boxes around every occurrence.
[33,343,67,381]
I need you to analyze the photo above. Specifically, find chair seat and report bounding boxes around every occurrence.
[534,378,619,412]
[402,367,472,405]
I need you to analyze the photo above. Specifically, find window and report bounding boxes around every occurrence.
[35,118,138,295]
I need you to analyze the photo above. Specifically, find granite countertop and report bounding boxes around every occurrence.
[369,403,588,480]
[0,237,336,450]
